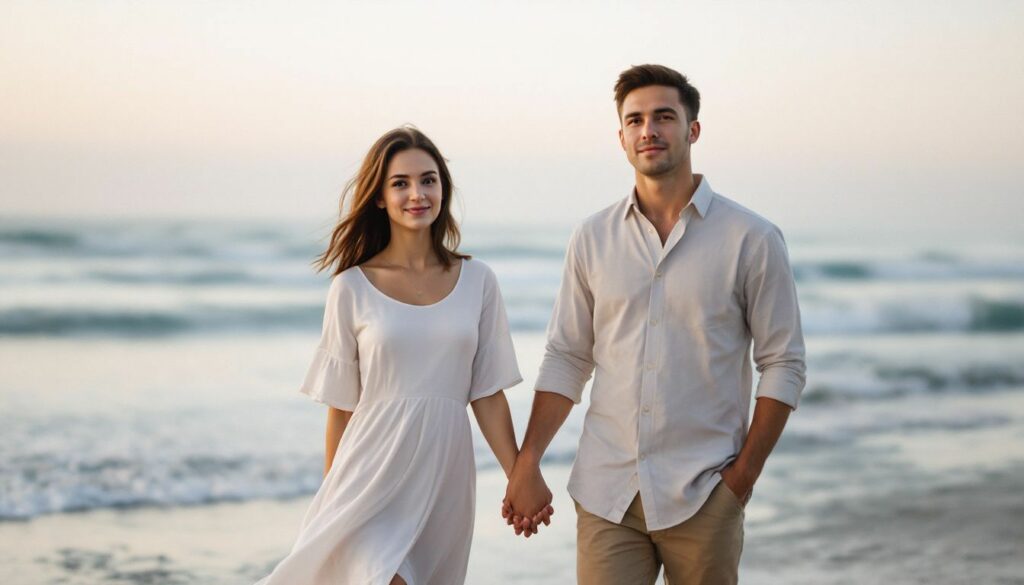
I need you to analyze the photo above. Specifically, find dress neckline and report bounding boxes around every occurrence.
[355,258,466,309]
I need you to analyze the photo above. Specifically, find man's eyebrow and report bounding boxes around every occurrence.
[623,106,680,120]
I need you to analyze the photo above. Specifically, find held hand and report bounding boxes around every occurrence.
[720,461,757,505]
[501,497,529,537]
[502,498,554,537]
[505,460,553,536]
[506,460,553,518]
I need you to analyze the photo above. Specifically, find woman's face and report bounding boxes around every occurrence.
[377,148,443,233]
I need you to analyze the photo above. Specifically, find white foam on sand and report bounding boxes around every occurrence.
[5,432,1024,584]
[0,465,578,585]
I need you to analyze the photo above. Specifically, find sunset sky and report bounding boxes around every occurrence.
[2,0,1022,235]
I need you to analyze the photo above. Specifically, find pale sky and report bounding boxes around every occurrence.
[2,0,1022,235]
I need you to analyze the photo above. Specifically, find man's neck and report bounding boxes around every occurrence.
[634,170,701,225]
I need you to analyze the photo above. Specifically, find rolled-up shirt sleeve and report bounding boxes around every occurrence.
[743,226,807,410]
[534,228,595,404]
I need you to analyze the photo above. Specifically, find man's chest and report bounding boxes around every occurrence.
[587,230,747,331]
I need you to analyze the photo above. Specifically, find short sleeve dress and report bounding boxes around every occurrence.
[255,258,522,585]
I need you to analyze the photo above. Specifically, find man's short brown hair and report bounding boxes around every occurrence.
[614,64,700,123]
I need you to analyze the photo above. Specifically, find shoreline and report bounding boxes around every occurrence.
[4,462,1024,584]
[0,465,578,585]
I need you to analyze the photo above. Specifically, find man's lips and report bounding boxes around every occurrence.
[638,145,666,154]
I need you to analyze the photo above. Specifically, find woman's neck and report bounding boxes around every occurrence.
[378,227,438,270]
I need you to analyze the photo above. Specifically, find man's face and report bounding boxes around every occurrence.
[618,85,699,178]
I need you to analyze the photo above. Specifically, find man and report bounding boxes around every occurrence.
[504,64,807,584]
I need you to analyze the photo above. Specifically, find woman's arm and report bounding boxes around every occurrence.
[324,407,354,477]
[470,390,519,478]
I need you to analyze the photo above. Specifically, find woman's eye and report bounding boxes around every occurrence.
[423,177,436,185]
[392,180,407,188]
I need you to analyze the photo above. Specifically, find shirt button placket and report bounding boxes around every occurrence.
[638,261,664,495]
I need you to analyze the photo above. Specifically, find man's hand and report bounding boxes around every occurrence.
[500,391,574,537]
[720,461,757,505]
[719,397,793,506]
[504,458,554,537]
[502,497,554,537]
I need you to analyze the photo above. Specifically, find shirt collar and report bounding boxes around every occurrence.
[623,189,640,220]
[622,174,714,221]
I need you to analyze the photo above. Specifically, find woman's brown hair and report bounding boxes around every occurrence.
[315,126,468,275]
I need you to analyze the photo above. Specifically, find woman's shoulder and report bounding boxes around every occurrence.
[324,265,366,299]
[459,256,497,283]
[459,258,509,304]
[331,265,365,284]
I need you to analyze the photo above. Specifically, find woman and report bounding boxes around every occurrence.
[255,126,547,585]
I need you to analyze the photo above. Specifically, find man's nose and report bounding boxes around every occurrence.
[642,120,659,141]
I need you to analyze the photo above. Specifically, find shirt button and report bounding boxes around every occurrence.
[646,363,656,371]
[639,453,646,461]
[655,270,663,278]
[649,318,659,326]
[642,405,651,414]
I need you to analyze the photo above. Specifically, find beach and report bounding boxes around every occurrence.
[4,448,1023,584]
[2,219,1024,583]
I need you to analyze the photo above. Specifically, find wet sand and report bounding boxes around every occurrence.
[742,465,1024,584]
[4,462,1024,584]
[0,466,578,585]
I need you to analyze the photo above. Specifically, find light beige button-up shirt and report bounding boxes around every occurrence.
[535,175,806,530]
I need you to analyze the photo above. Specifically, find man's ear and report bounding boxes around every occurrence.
[618,127,626,151]
[689,120,701,144]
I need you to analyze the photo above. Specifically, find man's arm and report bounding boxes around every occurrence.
[502,228,595,535]
[720,397,790,501]
[504,391,574,535]
[744,227,806,411]
[723,226,807,499]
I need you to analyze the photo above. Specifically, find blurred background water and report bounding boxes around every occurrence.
[1,218,1023,584]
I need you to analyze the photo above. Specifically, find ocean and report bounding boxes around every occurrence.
[1,218,1023,584]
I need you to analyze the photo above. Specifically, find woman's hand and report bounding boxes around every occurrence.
[504,455,554,537]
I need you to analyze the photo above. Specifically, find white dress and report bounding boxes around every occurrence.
[256,258,522,585]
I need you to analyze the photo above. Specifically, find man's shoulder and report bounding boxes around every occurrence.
[573,198,629,239]
[708,192,783,240]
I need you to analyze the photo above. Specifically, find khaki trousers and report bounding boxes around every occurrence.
[576,482,745,585]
